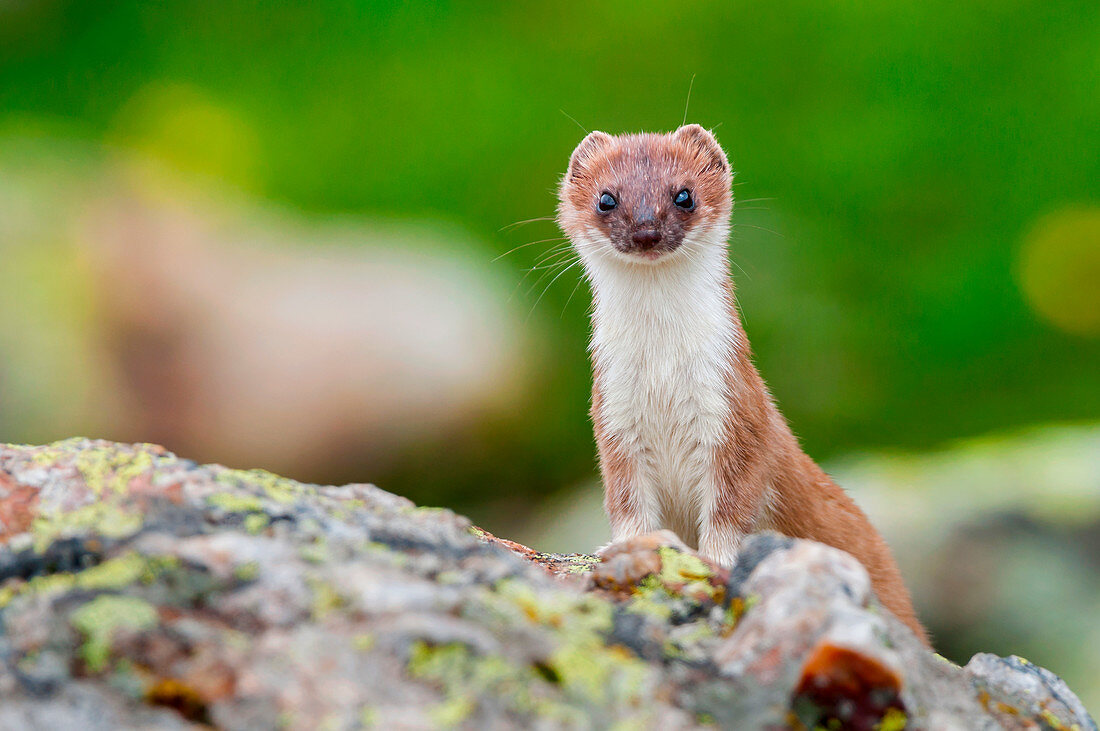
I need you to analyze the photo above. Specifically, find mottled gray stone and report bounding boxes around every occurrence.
[0,439,1093,730]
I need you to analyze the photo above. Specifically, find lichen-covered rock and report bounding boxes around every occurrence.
[0,439,1094,730]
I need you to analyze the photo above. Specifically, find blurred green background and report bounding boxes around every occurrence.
[2,0,1098,711]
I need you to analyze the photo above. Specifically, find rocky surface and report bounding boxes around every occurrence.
[0,439,1094,730]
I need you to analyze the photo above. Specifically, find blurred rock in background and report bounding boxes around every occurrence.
[0,141,533,487]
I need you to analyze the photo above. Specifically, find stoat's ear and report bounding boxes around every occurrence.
[567,130,613,181]
[673,124,728,174]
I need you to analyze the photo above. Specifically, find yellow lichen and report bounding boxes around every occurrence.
[244,513,270,534]
[308,578,345,619]
[31,502,144,552]
[74,446,157,496]
[206,492,264,513]
[429,696,475,728]
[877,707,908,731]
[217,468,308,505]
[70,595,158,672]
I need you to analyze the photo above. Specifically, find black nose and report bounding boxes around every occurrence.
[631,228,662,249]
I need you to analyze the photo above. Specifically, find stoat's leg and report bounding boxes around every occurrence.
[601,482,656,551]
[697,524,742,567]
[595,435,658,552]
[597,458,661,555]
[697,479,751,567]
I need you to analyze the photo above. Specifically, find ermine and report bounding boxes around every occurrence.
[557,124,928,643]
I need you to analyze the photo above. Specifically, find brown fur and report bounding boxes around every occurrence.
[715,291,928,643]
[591,366,643,534]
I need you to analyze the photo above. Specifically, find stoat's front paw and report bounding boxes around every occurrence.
[597,529,690,560]
[592,530,693,591]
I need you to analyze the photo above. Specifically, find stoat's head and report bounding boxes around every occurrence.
[557,124,732,264]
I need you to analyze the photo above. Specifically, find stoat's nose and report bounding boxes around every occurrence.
[631,228,662,250]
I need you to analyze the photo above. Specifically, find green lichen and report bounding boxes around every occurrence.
[1038,709,1078,731]
[31,502,144,552]
[309,578,345,620]
[877,708,908,731]
[329,498,366,521]
[0,553,177,608]
[412,507,452,519]
[354,633,375,651]
[624,576,674,621]
[244,513,270,534]
[436,570,466,585]
[75,447,156,496]
[1,572,76,607]
[76,552,147,590]
[405,576,656,726]
[562,555,601,574]
[609,717,650,731]
[663,622,718,659]
[407,641,525,719]
[407,635,650,728]
[489,579,611,631]
[28,438,100,466]
[480,581,651,707]
[299,537,330,564]
[70,595,158,672]
[22,440,167,493]
[547,641,647,705]
[618,547,726,629]
[234,561,260,582]
[429,696,475,727]
[206,492,265,513]
[216,467,309,505]
[654,546,719,599]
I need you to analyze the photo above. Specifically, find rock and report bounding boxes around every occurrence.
[965,654,1096,731]
[0,439,1094,730]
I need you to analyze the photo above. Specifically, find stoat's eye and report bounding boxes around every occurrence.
[674,189,694,211]
[597,192,617,212]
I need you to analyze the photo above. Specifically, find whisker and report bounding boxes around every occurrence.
[500,216,556,232]
[521,261,570,303]
[492,237,567,262]
[682,73,696,127]
[729,256,752,280]
[561,269,588,317]
[528,258,582,322]
[526,256,574,273]
[560,109,589,134]
[732,222,784,238]
[530,245,574,268]
[508,248,573,302]
[523,250,574,286]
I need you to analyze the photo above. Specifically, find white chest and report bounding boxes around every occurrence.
[588,248,737,541]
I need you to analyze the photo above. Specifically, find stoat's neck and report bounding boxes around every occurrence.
[584,238,742,365]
